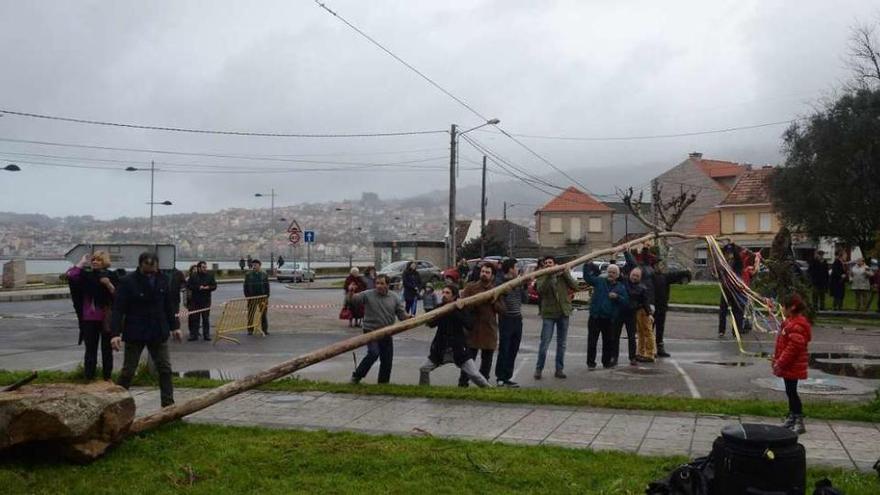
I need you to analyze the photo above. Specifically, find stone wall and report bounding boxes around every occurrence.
[2,259,26,289]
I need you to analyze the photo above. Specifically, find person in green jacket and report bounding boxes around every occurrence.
[243,259,270,335]
[534,256,579,380]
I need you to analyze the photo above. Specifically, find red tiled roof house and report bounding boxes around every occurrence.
[534,187,614,253]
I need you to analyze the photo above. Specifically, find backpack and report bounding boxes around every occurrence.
[645,456,713,495]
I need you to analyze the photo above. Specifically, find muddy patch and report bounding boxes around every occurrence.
[808,353,880,379]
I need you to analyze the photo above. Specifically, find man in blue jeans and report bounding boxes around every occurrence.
[534,256,579,380]
[347,274,411,384]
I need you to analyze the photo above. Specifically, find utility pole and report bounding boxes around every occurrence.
[270,188,276,275]
[149,160,155,238]
[503,201,507,221]
[448,124,457,267]
[480,155,487,259]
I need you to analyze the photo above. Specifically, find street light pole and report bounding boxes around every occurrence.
[447,118,500,267]
[255,190,278,274]
[448,124,457,268]
[150,160,155,238]
[480,155,487,259]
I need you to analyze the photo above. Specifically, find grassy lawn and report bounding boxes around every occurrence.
[669,284,722,306]
[3,370,879,424]
[1,424,877,495]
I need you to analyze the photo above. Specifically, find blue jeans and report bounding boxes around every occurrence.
[405,297,418,315]
[536,316,569,372]
[353,333,394,383]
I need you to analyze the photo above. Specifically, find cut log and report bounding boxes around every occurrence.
[130,231,708,434]
[0,381,135,462]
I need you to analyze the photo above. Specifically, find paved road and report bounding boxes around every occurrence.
[2,282,879,401]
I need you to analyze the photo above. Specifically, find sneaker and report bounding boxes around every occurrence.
[718,332,725,339]
[792,415,806,435]
[533,370,542,380]
[781,414,795,429]
[587,364,597,371]
[203,336,212,341]
[349,376,362,385]
[504,380,520,388]
[554,370,567,379]
[496,379,505,387]
[656,346,671,358]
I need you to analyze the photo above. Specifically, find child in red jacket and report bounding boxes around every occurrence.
[772,293,812,434]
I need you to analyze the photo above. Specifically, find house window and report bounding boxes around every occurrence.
[588,217,602,233]
[734,214,747,233]
[759,213,772,232]
[549,217,563,233]
[570,217,581,240]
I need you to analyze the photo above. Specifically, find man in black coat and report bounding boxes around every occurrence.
[808,250,829,311]
[186,261,217,341]
[111,252,182,407]
[651,262,691,358]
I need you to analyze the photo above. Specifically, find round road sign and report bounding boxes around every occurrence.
[289,232,301,244]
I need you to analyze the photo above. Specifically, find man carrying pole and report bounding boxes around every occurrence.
[347,274,411,384]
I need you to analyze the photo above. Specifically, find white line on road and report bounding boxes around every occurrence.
[670,358,701,399]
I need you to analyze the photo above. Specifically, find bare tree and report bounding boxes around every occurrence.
[845,19,880,90]
[619,183,697,258]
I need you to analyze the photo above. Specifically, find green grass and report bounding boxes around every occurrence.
[669,284,722,305]
[1,423,877,494]
[669,283,880,313]
[3,370,879,424]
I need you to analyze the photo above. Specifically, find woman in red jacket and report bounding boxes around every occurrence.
[772,293,812,434]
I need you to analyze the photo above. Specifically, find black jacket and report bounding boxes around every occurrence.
[111,269,179,342]
[426,304,473,366]
[186,271,217,307]
[808,258,829,289]
[651,270,690,311]
[624,280,652,315]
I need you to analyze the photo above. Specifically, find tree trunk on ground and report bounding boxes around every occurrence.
[130,231,709,435]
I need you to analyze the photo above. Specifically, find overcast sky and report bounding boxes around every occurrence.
[0,0,875,219]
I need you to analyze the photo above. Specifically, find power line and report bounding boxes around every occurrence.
[314,1,489,123]
[0,109,446,138]
[0,136,447,166]
[5,157,475,175]
[479,119,800,142]
[0,149,449,170]
[313,0,597,195]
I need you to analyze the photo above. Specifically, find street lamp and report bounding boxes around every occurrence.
[3,164,20,172]
[125,162,172,239]
[448,118,500,267]
[336,206,357,269]
[255,190,278,274]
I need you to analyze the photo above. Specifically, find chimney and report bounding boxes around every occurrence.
[688,152,703,159]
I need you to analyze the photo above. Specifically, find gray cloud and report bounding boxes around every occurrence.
[0,0,876,219]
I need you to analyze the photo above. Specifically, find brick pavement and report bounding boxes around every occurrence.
[132,388,880,472]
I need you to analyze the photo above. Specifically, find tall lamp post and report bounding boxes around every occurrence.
[255,190,278,274]
[125,162,172,239]
[448,118,500,267]
[335,206,356,269]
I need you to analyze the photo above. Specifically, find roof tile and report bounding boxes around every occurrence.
[536,187,612,213]
[719,167,775,206]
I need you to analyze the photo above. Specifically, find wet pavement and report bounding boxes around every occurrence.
[2,283,880,402]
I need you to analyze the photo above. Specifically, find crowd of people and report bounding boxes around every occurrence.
[64,245,814,434]
[808,250,880,312]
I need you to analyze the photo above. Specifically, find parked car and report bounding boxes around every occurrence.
[276,263,315,283]
[378,260,442,288]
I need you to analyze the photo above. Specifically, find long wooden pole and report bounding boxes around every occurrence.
[129,231,710,434]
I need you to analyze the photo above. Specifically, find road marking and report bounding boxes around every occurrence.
[670,358,701,399]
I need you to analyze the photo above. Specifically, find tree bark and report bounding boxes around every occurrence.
[129,231,710,435]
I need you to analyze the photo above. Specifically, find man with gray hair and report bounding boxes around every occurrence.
[347,274,412,384]
[583,262,629,369]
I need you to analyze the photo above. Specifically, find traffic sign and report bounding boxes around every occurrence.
[304,230,315,243]
[289,232,301,245]
[287,219,302,234]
